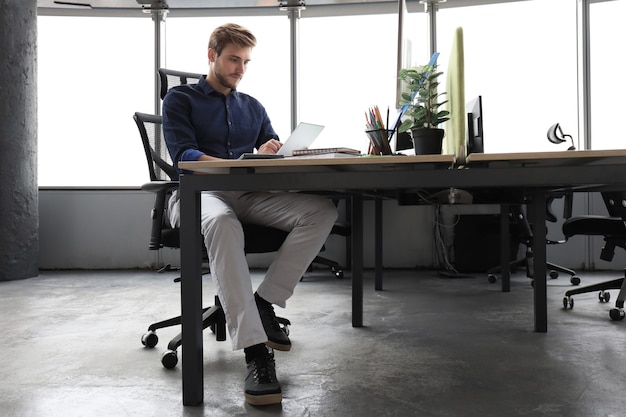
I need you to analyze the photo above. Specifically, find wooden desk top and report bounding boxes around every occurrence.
[179,149,626,174]
[466,149,626,167]
[179,154,456,174]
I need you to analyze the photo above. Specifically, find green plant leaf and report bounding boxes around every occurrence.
[397,63,450,130]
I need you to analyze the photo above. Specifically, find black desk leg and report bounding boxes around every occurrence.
[374,196,383,291]
[530,192,548,333]
[180,179,205,406]
[500,204,511,292]
[351,193,364,327]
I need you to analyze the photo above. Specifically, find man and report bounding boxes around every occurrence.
[162,23,338,406]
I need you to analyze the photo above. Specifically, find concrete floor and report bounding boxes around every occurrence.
[2,268,626,417]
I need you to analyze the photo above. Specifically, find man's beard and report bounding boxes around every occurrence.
[215,68,239,91]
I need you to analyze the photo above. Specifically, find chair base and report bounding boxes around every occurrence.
[141,295,291,368]
[487,253,580,285]
[141,295,226,369]
[309,255,344,279]
[563,270,626,321]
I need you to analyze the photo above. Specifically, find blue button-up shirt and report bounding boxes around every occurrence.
[162,75,278,180]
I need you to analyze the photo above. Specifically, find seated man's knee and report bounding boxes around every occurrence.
[201,211,243,240]
[315,197,339,227]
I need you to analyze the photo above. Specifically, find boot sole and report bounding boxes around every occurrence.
[266,340,291,351]
[245,392,282,406]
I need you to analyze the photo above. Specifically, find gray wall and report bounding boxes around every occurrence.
[38,189,625,272]
[38,189,437,270]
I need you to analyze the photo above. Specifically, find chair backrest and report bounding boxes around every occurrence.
[546,193,573,223]
[133,112,177,181]
[134,69,203,182]
[602,191,626,220]
[158,68,203,100]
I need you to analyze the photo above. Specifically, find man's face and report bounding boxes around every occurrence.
[210,43,252,91]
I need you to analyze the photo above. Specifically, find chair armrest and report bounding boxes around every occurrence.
[141,181,178,250]
[141,180,179,193]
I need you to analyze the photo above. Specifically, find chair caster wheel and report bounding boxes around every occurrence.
[563,296,574,309]
[609,308,625,321]
[487,274,497,284]
[570,276,581,286]
[161,350,178,369]
[141,330,158,348]
[549,270,559,279]
[599,291,611,303]
[334,269,344,279]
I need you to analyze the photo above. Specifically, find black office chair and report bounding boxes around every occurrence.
[562,191,626,321]
[487,194,580,286]
[156,67,349,278]
[134,111,292,368]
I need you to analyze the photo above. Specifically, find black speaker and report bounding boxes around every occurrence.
[453,214,520,272]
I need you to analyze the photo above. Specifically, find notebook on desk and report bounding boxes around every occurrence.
[238,122,325,159]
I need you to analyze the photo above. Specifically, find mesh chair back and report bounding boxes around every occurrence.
[133,69,202,181]
[133,112,177,181]
[158,68,203,100]
[602,192,626,220]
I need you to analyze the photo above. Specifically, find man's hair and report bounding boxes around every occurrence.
[208,23,257,56]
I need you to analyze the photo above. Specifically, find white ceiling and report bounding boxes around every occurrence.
[37,0,528,13]
[38,0,398,10]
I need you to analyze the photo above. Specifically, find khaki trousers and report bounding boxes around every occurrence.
[168,190,338,350]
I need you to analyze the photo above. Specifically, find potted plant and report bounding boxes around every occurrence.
[398,64,450,154]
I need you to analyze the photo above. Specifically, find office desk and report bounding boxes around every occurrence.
[177,150,626,405]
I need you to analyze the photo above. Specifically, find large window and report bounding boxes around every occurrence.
[37,1,622,187]
[299,13,423,152]
[436,0,578,153]
[589,0,626,150]
[37,16,153,187]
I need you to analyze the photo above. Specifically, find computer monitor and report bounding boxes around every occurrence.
[466,95,484,154]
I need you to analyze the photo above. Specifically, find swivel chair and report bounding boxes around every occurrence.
[134,111,291,368]
[487,194,580,286]
[562,191,626,321]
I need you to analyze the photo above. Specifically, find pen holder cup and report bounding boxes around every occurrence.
[365,129,393,155]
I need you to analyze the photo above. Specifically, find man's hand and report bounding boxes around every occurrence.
[258,139,283,155]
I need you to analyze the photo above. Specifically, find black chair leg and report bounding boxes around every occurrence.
[487,255,527,282]
[563,270,626,321]
[311,255,344,279]
[564,277,623,299]
[142,294,289,368]
[546,262,580,284]
[167,299,225,351]
[141,295,227,369]
[488,253,579,285]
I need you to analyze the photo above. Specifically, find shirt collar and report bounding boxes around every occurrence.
[199,75,239,97]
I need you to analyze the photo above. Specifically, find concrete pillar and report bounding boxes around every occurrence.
[0,0,39,281]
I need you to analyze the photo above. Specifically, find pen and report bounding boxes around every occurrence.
[385,106,393,142]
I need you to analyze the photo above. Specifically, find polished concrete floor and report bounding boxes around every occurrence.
[2,267,626,417]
